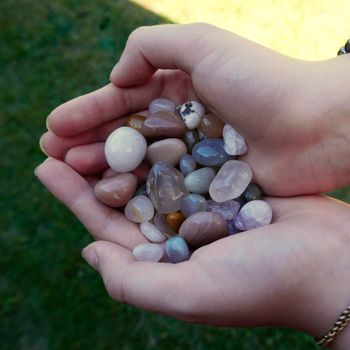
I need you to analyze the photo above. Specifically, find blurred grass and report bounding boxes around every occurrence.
[0,0,348,349]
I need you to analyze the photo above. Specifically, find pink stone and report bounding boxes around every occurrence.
[133,243,164,262]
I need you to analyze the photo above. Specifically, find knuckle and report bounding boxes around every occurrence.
[127,26,148,44]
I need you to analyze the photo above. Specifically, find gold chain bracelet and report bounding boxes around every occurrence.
[316,305,350,347]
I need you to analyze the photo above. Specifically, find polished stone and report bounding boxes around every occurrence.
[209,160,252,202]
[147,162,189,214]
[142,111,186,138]
[180,101,205,129]
[199,114,224,138]
[124,195,154,223]
[192,138,231,167]
[166,212,185,232]
[126,114,146,134]
[180,194,207,218]
[147,138,187,166]
[234,200,272,230]
[179,211,227,247]
[179,154,196,176]
[206,199,240,220]
[184,167,216,194]
[242,183,262,202]
[223,124,247,156]
[154,212,177,237]
[140,222,167,243]
[105,127,147,172]
[165,236,190,263]
[183,130,200,151]
[149,98,176,114]
[94,173,138,207]
[133,243,164,262]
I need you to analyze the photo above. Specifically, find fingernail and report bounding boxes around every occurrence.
[82,247,99,270]
[109,62,120,81]
[46,117,52,131]
[39,134,49,156]
[34,165,40,177]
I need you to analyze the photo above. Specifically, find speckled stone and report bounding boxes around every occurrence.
[179,211,228,247]
[149,98,176,114]
[133,243,164,262]
[192,138,231,167]
[105,127,147,172]
[126,114,146,134]
[234,200,272,230]
[209,160,252,202]
[147,138,187,166]
[180,101,205,130]
[199,114,224,138]
[179,154,196,176]
[165,236,190,263]
[124,195,154,223]
[166,212,185,232]
[184,167,216,194]
[206,199,240,220]
[140,222,167,243]
[223,124,247,156]
[94,173,138,207]
[142,111,186,138]
[147,162,189,214]
[180,194,207,218]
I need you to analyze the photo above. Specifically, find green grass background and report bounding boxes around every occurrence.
[1,1,349,349]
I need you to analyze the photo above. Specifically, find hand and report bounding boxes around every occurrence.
[40,24,350,196]
[35,158,350,348]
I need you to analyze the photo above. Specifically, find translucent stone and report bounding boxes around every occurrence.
[154,213,177,237]
[192,138,231,167]
[165,236,190,263]
[223,124,247,156]
[241,183,262,202]
[179,154,196,176]
[227,220,241,235]
[149,98,176,114]
[126,114,146,134]
[179,211,227,247]
[199,114,224,138]
[134,183,148,197]
[147,138,187,166]
[180,101,205,130]
[142,111,186,138]
[184,167,216,194]
[140,222,167,243]
[180,194,207,218]
[209,160,253,202]
[147,162,189,214]
[105,127,147,172]
[133,243,164,262]
[183,130,200,151]
[124,195,154,223]
[234,200,272,230]
[166,212,185,232]
[94,173,138,207]
[206,199,240,220]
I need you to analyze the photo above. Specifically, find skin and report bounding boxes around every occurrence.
[36,23,350,348]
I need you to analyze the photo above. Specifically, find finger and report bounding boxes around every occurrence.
[102,163,150,184]
[82,241,200,321]
[35,158,147,248]
[64,142,108,175]
[47,70,193,138]
[110,23,223,86]
[40,117,127,159]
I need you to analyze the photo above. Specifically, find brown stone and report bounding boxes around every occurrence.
[126,114,146,133]
[179,211,228,247]
[147,138,187,166]
[94,173,138,207]
[199,114,224,138]
[166,212,185,232]
[142,111,186,138]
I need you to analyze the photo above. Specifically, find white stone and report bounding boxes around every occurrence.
[209,160,252,202]
[140,222,167,243]
[180,101,205,130]
[104,126,147,172]
[124,195,154,223]
[223,124,247,156]
[133,243,164,262]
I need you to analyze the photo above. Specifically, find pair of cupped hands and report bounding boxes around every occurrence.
[36,24,350,347]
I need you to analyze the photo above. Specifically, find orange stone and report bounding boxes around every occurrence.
[126,114,146,133]
[199,114,224,138]
[166,212,185,233]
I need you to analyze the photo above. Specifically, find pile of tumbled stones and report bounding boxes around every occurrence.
[94,98,272,263]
